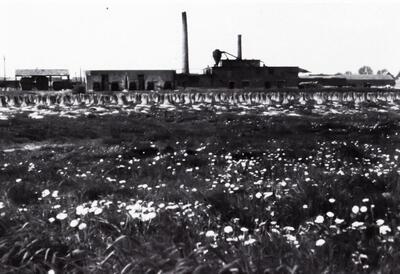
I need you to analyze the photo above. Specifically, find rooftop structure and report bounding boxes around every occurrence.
[15,69,70,91]
[86,70,175,91]
[15,69,69,77]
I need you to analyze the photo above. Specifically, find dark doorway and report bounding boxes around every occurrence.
[241,81,250,88]
[124,76,128,90]
[277,81,285,88]
[146,81,155,91]
[53,80,69,91]
[364,82,371,88]
[264,81,272,89]
[129,81,137,91]
[93,82,101,91]
[20,78,34,91]
[164,81,172,90]
[138,74,145,90]
[101,74,109,91]
[111,82,120,91]
[35,76,49,90]
[228,81,235,89]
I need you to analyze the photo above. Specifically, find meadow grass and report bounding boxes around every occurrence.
[1,109,400,273]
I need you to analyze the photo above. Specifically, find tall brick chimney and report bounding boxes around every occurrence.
[182,12,189,74]
[237,34,242,60]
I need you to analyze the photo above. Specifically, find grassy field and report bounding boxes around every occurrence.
[1,106,400,273]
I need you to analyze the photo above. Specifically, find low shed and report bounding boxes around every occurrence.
[86,70,176,91]
[15,69,70,91]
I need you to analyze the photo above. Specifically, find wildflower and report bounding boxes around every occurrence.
[51,191,59,198]
[244,238,256,246]
[142,212,156,221]
[283,226,295,232]
[224,226,233,234]
[240,227,249,232]
[351,205,360,214]
[205,230,217,238]
[0,202,4,209]
[376,219,385,226]
[56,212,68,220]
[315,239,326,246]
[302,204,308,209]
[328,198,336,203]
[48,217,55,223]
[76,205,89,216]
[78,223,87,230]
[255,192,262,199]
[94,208,103,215]
[360,206,368,213]
[70,219,79,228]
[16,178,22,183]
[326,211,334,218]
[264,192,273,198]
[48,270,55,274]
[335,218,344,224]
[379,225,391,235]
[351,221,364,228]
[315,215,324,224]
[42,189,50,198]
[285,234,298,244]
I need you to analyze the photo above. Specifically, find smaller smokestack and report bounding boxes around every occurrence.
[237,34,242,60]
[182,12,189,74]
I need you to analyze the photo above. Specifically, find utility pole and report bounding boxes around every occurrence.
[3,56,5,80]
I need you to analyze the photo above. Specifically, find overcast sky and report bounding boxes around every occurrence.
[1,0,399,77]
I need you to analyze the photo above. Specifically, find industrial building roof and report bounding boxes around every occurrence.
[342,74,395,80]
[15,69,69,76]
[300,74,345,79]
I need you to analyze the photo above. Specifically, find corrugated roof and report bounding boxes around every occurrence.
[300,74,345,79]
[342,74,395,80]
[15,69,69,76]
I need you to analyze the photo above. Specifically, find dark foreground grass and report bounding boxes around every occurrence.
[1,109,400,273]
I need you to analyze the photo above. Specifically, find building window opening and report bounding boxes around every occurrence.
[242,81,250,88]
[228,81,235,89]
[138,75,145,90]
[264,81,272,89]
[129,81,137,91]
[146,81,155,91]
[20,77,34,91]
[111,81,120,91]
[163,81,172,90]
[93,82,101,91]
[35,76,49,91]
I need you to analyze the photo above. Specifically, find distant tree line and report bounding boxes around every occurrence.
[338,67,399,79]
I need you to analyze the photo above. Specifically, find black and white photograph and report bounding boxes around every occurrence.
[1,0,400,273]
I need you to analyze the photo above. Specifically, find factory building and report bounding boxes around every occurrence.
[299,73,396,88]
[15,69,70,91]
[86,70,175,91]
[176,60,306,89]
[343,74,395,88]
[83,11,394,92]
[176,13,307,89]
[0,79,19,91]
